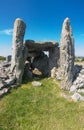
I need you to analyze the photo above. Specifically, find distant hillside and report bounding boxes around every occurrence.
[75,56,84,62]
[0,56,6,61]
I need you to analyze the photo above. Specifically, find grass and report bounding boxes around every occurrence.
[0,78,84,130]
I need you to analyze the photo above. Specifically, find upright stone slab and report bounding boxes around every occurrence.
[49,46,59,76]
[11,18,26,84]
[60,18,74,90]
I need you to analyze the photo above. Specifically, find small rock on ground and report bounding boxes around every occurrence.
[71,92,84,101]
[32,81,42,87]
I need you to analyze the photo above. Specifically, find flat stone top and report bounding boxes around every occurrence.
[25,40,58,51]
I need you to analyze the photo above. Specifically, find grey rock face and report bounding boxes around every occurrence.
[60,18,74,90]
[70,66,84,93]
[27,51,42,58]
[25,40,58,51]
[0,61,11,81]
[0,61,17,97]
[11,18,26,84]
[5,78,16,86]
[71,92,84,101]
[70,85,77,92]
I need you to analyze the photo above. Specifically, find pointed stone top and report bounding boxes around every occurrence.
[62,17,70,34]
[14,18,26,28]
[64,17,70,23]
[15,18,24,22]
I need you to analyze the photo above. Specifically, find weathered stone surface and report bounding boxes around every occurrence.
[32,81,42,87]
[32,68,42,76]
[70,85,77,92]
[0,61,17,97]
[56,68,62,80]
[80,69,84,74]
[60,18,74,90]
[73,65,82,80]
[0,82,4,89]
[27,51,43,58]
[70,66,84,92]
[5,78,16,86]
[25,40,58,51]
[71,92,84,101]
[11,18,26,84]
[77,89,84,93]
[51,67,56,78]
[0,62,11,81]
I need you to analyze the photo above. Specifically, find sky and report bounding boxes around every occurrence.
[0,0,84,56]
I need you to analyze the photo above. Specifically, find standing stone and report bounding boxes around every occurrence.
[11,18,26,84]
[60,18,74,90]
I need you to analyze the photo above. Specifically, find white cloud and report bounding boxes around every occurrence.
[0,29,13,35]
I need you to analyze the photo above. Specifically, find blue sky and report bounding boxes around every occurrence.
[0,0,84,56]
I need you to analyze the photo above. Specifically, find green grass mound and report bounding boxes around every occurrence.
[0,56,6,61]
[0,78,84,130]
